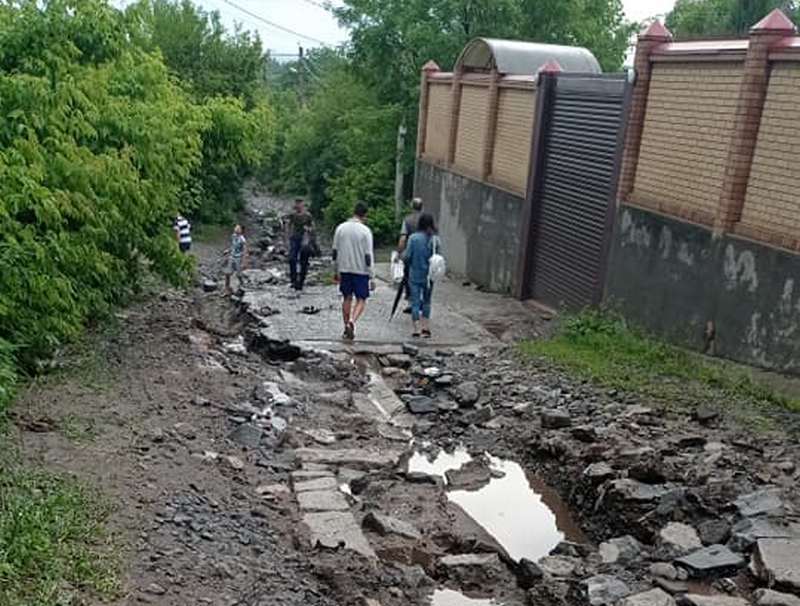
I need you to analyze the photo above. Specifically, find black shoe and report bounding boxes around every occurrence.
[403,306,412,314]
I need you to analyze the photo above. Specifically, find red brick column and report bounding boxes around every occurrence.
[616,21,672,202]
[481,68,501,181]
[714,9,796,233]
[446,66,465,167]
[415,60,441,158]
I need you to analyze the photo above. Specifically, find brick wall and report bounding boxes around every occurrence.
[424,82,452,162]
[491,87,536,193]
[631,62,743,224]
[739,62,800,248]
[454,83,490,176]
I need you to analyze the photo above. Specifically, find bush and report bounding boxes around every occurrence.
[0,0,205,371]
[325,161,397,244]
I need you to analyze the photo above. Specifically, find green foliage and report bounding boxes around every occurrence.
[125,0,276,223]
[0,0,206,371]
[334,0,634,111]
[666,0,798,38]
[124,0,267,106]
[0,455,118,605]
[192,96,276,223]
[280,62,400,240]
[520,309,800,417]
[0,340,15,418]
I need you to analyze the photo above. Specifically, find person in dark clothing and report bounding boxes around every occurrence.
[285,198,314,291]
[396,197,423,312]
[403,213,438,338]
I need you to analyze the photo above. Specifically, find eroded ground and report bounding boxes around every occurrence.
[12,188,800,606]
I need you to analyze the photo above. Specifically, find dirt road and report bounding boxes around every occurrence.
[13,187,800,606]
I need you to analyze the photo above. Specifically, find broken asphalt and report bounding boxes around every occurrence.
[13,187,800,606]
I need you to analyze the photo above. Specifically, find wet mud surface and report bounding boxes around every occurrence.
[12,187,800,606]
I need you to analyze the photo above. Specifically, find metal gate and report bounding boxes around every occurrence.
[518,73,630,309]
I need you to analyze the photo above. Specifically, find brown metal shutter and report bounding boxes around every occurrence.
[529,75,629,309]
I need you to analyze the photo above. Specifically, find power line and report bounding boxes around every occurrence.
[299,0,328,9]
[219,0,329,46]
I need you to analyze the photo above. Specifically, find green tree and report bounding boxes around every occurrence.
[190,97,276,223]
[333,0,634,112]
[666,0,798,37]
[279,61,400,241]
[124,0,268,105]
[123,0,277,222]
[0,0,206,371]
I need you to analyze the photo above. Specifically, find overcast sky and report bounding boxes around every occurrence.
[118,0,678,57]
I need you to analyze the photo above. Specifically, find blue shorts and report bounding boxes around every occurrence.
[339,273,370,300]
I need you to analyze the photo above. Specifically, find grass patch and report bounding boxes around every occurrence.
[59,414,98,443]
[520,309,800,416]
[0,451,119,605]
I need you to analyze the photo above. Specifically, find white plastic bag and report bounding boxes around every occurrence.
[390,251,405,284]
[428,236,446,284]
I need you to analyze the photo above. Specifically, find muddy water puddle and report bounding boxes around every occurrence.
[409,446,586,562]
[430,589,500,605]
[408,447,473,480]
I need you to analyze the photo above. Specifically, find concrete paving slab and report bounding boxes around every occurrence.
[366,371,406,418]
[682,596,748,606]
[240,257,549,351]
[293,476,339,493]
[296,489,350,512]
[302,511,376,558]
[620,588,676,606]
[295,447,401,469]
[675,545,745,579]
[290,470,333,482]
[753,538,800,593]
[242,277,493,347]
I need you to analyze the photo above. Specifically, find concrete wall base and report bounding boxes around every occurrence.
[607,203,800,374]
[414,161,523,294]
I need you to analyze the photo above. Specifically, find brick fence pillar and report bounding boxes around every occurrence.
[714,9,796,234]
[616,21,672,202]
[446,66,465,167]
[415,60,441,157]
[481,68,501,181]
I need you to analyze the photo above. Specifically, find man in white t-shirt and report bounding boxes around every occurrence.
[332,202,375,341]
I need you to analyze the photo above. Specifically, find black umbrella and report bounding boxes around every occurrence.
[389,275,407,321]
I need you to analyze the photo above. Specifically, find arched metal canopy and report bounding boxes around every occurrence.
[455,38,602,75]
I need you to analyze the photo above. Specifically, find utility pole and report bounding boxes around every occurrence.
[394,122,407,222]
[298,44,305,104]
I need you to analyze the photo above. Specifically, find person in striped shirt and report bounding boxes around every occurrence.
[174,215,192,253]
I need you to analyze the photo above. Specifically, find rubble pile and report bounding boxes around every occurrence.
[378,346,800,605]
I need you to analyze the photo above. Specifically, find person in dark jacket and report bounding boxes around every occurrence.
[285,198,314,291]
[396,197,423,312]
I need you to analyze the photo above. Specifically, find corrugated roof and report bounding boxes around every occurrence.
[455,38,602,75]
